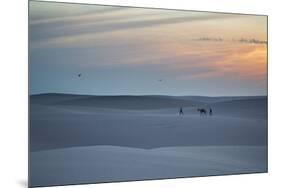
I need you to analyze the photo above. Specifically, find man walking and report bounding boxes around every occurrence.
[209,108,213,116]
[179,107,184,116]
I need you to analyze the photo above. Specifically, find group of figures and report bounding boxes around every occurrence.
[179,107,213,116]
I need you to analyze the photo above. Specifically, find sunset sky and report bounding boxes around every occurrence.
[29,1,267,96]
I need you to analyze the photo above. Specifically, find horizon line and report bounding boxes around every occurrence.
[29,92,267,98]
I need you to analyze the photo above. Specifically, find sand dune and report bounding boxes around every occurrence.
[30,145,267,187]
[210,98,267,119]
[30,94,267,151]
[30,94,267,112]
[31,93,204,109]
[30,93,87,105]
[30,111,267,151]
[177,95,266,103]
[30,93,268,186]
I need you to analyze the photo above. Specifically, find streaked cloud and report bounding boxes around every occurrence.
[194,37,267,45]
[236,38,267,44]
[29,1,267,96]
[195,37,223,42]
[30,2,241,49]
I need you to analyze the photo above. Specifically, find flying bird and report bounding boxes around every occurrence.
[78,73,82,77]
[158,79,163,82]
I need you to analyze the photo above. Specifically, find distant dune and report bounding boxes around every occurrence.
[30,93,266,110]
[176,95,266,104]
[30,93,90,105]
[31,93,204,109]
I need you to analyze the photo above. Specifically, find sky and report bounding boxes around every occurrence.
[29,1,268,96]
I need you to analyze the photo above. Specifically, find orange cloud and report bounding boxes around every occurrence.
[149,39,267,85]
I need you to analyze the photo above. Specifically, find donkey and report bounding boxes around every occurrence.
[197,108,207,116]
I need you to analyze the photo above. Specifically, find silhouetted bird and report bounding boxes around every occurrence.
[78,73,82,77]
[158,79,163,82]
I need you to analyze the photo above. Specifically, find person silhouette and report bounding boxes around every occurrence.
[179,107,184,115]
[209,108,213,116]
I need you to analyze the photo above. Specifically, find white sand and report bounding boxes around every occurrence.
[30,145,267,187]
[29,94,267,187]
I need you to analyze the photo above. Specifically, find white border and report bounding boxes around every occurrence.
[1,0,280,188]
